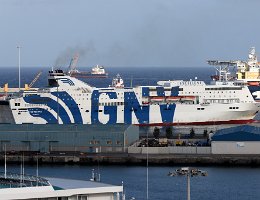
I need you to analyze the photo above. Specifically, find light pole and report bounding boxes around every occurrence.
[17,46,21,91]
[146,128,148,200]
[168,167,207,200]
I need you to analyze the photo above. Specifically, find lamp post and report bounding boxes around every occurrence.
[168,167,207,200]
[17,46,21,91]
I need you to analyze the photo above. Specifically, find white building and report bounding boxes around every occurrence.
[211,125,260,154]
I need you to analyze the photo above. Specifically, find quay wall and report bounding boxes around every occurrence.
[1,153,260,166]
[128,146,211,154]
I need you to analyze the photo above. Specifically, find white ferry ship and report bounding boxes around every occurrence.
[9,68,260,126]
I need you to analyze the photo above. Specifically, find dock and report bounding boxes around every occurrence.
[1,151,260,166]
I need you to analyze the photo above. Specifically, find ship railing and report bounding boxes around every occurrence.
[37,88,51,93]
[0,172,50,188]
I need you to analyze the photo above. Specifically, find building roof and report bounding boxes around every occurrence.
[212,125,260,141]
[0,175,123,199]
[47,177,116,190]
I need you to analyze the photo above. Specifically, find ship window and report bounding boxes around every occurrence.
[229,107,232,109]
[107,140,112,145]
[236,107,239,109]
[15,103,20,106]
[86,110,89,112]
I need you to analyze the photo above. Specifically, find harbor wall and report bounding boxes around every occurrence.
[128,146,211,154]
[1,153,260,166]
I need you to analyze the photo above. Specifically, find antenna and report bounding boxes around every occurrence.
[22,152,25,183]
[36,154,39,186]
[17,46,21,91]
[146,129,149,200]
[20,154,22,187]
[4,144,7,179]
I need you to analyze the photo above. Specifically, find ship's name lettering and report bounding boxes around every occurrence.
[179,81,203,86]
[90,90,176,124]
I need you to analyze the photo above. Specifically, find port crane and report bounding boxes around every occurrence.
[28,71,42,89]
[67,53,79,75]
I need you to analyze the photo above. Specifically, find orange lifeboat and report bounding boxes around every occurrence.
[166,96,195,102]
[248,82,259,86]
[166,96,181,101]
[181,96,196,101]
[150,96,165,102]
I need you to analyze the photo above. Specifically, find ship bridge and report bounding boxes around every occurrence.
[48,69,93,92]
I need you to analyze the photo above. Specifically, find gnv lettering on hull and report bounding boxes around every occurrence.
[90,86,179,125]
[91,91,117,124]
[156,86,179,123]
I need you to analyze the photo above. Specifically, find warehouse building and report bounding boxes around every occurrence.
[0,124,139,153]
[211,125,260,154]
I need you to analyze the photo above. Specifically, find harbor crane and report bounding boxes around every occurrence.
[28,71,42,88]
[67,53,79,75]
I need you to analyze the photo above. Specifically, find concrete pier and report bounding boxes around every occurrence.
[1,152,260,166]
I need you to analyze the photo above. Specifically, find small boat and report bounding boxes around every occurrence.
[111,74,124,88]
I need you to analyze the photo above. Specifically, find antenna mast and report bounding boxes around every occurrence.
[4,144,7,179]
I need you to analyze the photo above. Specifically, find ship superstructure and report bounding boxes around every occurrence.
[9,69,260,126]
[236,47,260,85]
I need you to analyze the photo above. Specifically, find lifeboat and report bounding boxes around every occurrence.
[142,101,150,105]
[166,96,195,102]
[166,96,181,101]
[150,96,165,102]
[181,96,196,101]
[248,81,259,86]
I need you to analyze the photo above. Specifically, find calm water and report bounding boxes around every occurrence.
[0,66,215,88]
[0,66,259,199]
[0,164,260,200]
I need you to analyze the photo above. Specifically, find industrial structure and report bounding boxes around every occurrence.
[0,124,139,153]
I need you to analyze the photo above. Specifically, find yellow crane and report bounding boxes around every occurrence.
[25,71,42,90]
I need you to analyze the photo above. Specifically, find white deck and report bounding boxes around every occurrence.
[0,177,123,200]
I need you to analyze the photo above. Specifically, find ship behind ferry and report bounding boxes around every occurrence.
[210,47,260,86]
[69,65,108,78]
[8,66,260,126]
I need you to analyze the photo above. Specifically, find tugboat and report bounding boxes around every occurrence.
[110,74,124,88]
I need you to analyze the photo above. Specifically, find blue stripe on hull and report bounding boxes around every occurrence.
[24,95,71,124]
[52,92,83,124]
[28,108,57,124]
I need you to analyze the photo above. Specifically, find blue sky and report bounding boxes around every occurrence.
[0,0,259,67]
